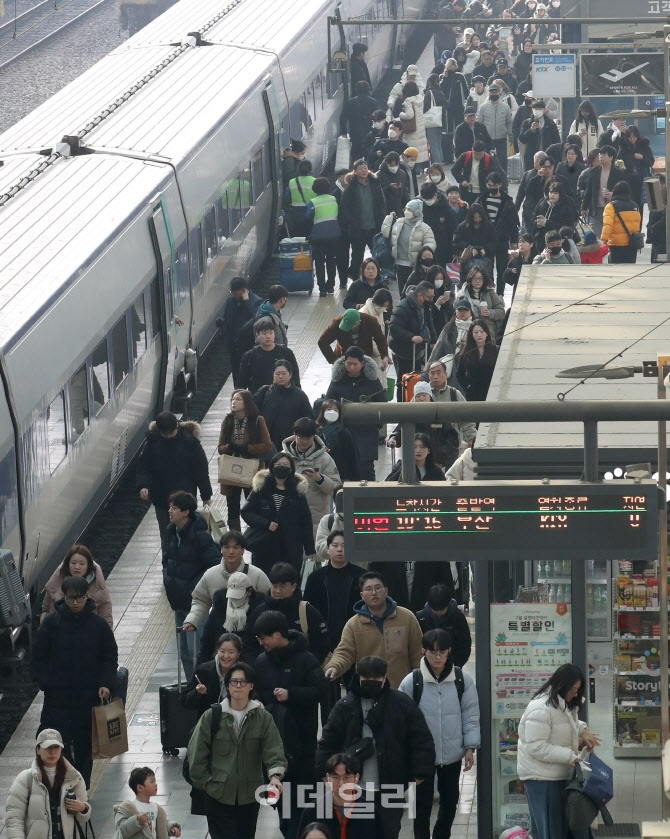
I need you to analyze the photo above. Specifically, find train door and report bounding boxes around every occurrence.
[149,200,183,412]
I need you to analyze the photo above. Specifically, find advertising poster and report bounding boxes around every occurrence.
[580,54,664,97]
[490,602,572,719]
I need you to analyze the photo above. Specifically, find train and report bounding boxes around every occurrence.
[0,0,430,674]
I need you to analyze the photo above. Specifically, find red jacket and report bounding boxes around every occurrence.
[579,242,609,264]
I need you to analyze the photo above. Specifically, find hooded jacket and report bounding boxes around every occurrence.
[41,560,113,629]
[399,94,429,163]
[282,435,341,527]
[381,212,436,267]
[445,447,476,481]
[162,511,221,612]
[303,561,365,649]
[254,630,327,762]
[187,698,287,805]
[314,510,344,563]
[517,692,587,781]
[136,420,212,508]
[389,288,437,360]
[317,312,388,365]
[113,800,179,839]
[255,301,288,345]
[387,70,425,109]
[578,238,609,264]
[316,676,435,784]
[415,599,472,666]
[184,556,270,628]
[6,758,90,839]
[326,596,423,689]
[399,657,480,765]
[254,383,313,452]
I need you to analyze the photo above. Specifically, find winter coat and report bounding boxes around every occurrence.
[254,383,313,453]
[237,344,301,393]
[319,421,361,482]
[221,291,262,352]
[519,116,561,171]
[6,758,90,839]
[181,657,229,713]
[316,676,435,784]
[282,436,341,529]
[318,312,388,365]
[250,302,288,348]
[601,198,642,247]
[198,587,260,663]
[521,171,568,231]
[502,253,533,287]
[454,120,492,159]
[113,799,179,839]
[617,136,655,181]
[241,470,315,569]
[243,588,329,666]
[415,599,472,666]
[368,561,453,614]
[424,85,447,130]
[517,692,587,781]
[184,556,270,628]
[457,343,499,401]
[187,698,287,805]
[399,657,480,765]
[578,239,609,264]
[366,137,409,171]
[315,511,344,564]
[531,197,578,252]
[217,413,272,495]
[389,288,437,361]
[340,93,379,142]
[327,596,423,689]
[136,420,212,508]
[381,214,436,266]
[343,277,387,311]
[445,447,476,481]
[555,160,586,205]
[303,562,365,650]
[31,598,118,707]
[466,86,489,110]
[350,55,371,95]
[162,512,220,612]
[254,630,327,762]
[421,192,458,266]
[580,164,628,216]
[359,297,390,386]
[454,287,504,335]
[512,102,531,142]
[399,94,429,163]
[473,191,519,246]
[451,151,508,197]
[439,71,469,131]
[376,162,410,216]
[568,118,605,158]
[476,101,513,142]
[41,561,112,629]
[339,176,387,235]
[325,356,386,463]
[386,460,446,482]
[387,70,425,109]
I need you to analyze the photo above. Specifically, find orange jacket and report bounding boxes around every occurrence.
[601,200,641,247]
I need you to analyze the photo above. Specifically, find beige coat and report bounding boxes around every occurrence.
[113,799,180,839]
[6,759,90,839]
[399,94,429,163]
[358,298,388,388]
[41,560,113,629]
[327,601,423,688]
[184,556,271,628]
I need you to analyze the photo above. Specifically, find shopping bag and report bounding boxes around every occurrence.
[386,377,396,402]
[201,506,226,542]
[218,454,259,488]
[91,698,128,760]
[335,136,352,171]
[582,752,614,808]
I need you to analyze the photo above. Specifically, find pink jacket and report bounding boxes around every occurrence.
[41,561,113,628]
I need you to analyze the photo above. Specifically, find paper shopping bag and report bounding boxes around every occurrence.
[91,698,128,760]
[218,454,259,488]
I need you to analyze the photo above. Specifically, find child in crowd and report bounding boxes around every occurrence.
[578,229,609,264]
[559,225,581,264]
[114,767,181,838]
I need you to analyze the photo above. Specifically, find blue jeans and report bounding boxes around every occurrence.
[426,127,444,164]
[174,610,203,683]
[524,779,592,839]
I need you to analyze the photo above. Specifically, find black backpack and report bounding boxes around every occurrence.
[182,703,223,785]
[412,666,464,706]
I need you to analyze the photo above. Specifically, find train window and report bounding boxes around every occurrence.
[264,137,273,186]
[132,293,147,361]
[327,72,342,99]
[149,277,161,341]
[229,179,241,231]
[69,364,89,444]
[47,392,67,474]
[252,149,263,201]
[300,92,314,134]
[240,170,251,217]
[316,71,325,112]
[0,448,19,545]
[216,196,230,244]
[204,207,217,260]
[92,338,110,413]
[289,101,302,141]
[112,315,129,389]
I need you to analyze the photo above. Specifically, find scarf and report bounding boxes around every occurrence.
[233,415,248,444]
[224,595,250,632]
[321,420,341,447]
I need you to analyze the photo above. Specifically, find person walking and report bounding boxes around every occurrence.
[601,180,643,264]
[568,101,604,159]
[306,177,344,297]
[220,277,262,385]
[349,43,371,95]
[473,172,518,294]
[457,319,499,401]
[618,124,655,207]
[286,160,316,238]
[340,81,379,161]
[389,280,436,402]
[381,199,436,297]
[199,577,260,663]
[580,144,628,238]
[455,266,504,336]
[519,100,561,171]
[317,308,388,367]
[424,74,448,164]
[415,584,472,666]
[376,152,410,217]
[454,106,492,159]
[476,83,513,171]
[358,288,393,388]
[180,632,243,715]
[254,360,313,454]
[517,664,600,839]
[339,160,387,278]
[452,141,507,208]
[342,258,387,310]
[399,629,480,839]
[41,545,112,629]
[238,320,300,393]
[316,400,360,481]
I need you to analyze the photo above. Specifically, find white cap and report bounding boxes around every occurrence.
[523,89,534,98]
[37,729,64,749]
[226,571,252,599]
[463,27,475,35]
[406,64,419,74]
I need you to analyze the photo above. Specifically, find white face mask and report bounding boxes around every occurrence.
[405,159,416,169]
[434,279,444,288]
[387,165,399,173]
[389,129,399,139]
[229,595,248,610]
[551,1,559,6]
[533,109,544,119]
[430,174,442,183]
[323,409,339,423]
[374,304,385,314]
[298,153,306,160]
[423,197,436,206]
[404,210,415,221]
[373,121,385,130]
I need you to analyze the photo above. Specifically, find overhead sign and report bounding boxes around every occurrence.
[589,0,670,16]
[342,480,658,563]
[531,55,576,98]
[580,54,664,97]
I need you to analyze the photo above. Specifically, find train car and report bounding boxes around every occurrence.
[0,0,431,670]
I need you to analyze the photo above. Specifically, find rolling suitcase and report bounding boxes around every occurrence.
[400,345,424,403]
[507,153,523,183]
[113,667,129,707]
[159,627,198,755]
[279,237,314,294]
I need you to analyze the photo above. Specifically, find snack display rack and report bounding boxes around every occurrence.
[535,559,610,641]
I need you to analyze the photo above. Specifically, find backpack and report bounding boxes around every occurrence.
[464,150,490,171]
[412,666,464,705]
[182,703,223,785]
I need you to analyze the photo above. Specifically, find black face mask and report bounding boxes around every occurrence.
[549,245,562,256]
[421,258,435,266]
[489,94,500,101]
[488,186,500,194]
[359,680,384,699]
[273,465,291,479]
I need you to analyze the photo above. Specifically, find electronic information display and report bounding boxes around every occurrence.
[342,481,659,562]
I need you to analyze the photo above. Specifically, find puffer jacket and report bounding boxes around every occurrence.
[6,758,90,839]
[399,94,429,163]
[162,512,221,612]
[187,699,287,805]
[476,101,513,141]
[389,288,437,360]
[517,692,587,781]
[601,198,642,247]
[282,436,341,529]
[359,297,390,387]
[415,599,472,667]
[113,799,179,839]
[387,70,425,109]
[381,214,436,266]
[578,239,609,264]
[254,383,313,453]
[398,657,480,765]
[184,556,270,628]
[41,561,113,629]
[568,118,604,158]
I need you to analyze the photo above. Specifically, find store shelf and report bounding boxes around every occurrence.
[614,634,660,640]
[589,578,609,584]
[618,606,667,612]
[538,577,572,583]
[615,701,664,707]
[617,670,662,675]
[613,744,660,757]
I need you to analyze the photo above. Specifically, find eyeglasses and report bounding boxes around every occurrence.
[328,774,357,783]
[228,679,249,687]
[425,649,449,658]
[362,585,385,593]
[65,595,86,603]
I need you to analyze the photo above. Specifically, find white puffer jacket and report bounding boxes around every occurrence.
[6,759,90,839]
[399,94,429,163]
[184,557,271,627]
[517,692,587,781]
[381,214,436,266]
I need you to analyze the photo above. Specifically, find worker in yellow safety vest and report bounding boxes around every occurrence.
[305,177,343,296]
[285,159,316,237]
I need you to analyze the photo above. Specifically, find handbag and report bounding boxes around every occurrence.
[564,755,614,832]
[91,697,128,760]
[423,91,442,129]
[244,526,274,552]
[335,136,352,171]
[218,454,259,488]
[612,205,644,251]
[460,245,474,263]
[400,101,417,133]
[345,736,375,762]
[439,353,455,377]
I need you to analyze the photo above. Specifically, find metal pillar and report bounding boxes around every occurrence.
[400,422,417,484]
[475,559,493,839]
[658,357,670,817]
[665,27,670,263]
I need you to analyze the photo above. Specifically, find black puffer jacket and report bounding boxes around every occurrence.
[136,420,212,508]
[32,598,118,706]
[473,191,519,248]
[254,383,313,452]
[368,560,453,613]
[389,288,437,361]
[254,630,327,763]
[244,588,329,665]
[303,562,365,649]
[162,512,220,611]
[416,598,472,667]
[531,196,578,251]
[180,658,227,714]
[316,676,435,786]
[376,162,410,216]
[198,587,260,663]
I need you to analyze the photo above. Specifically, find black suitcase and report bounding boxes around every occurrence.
[159,628,198,755]
[113,667,129,707]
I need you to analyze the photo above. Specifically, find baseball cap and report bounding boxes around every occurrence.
[488,83,501,92]
[37,729,65,749]
[226,571,252,599]
[455,299,472,311]
[407,64,419,74]
[463,27,475,36]
[339,309,362,332]
[464,106,477,116]
[496,57,508,66]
